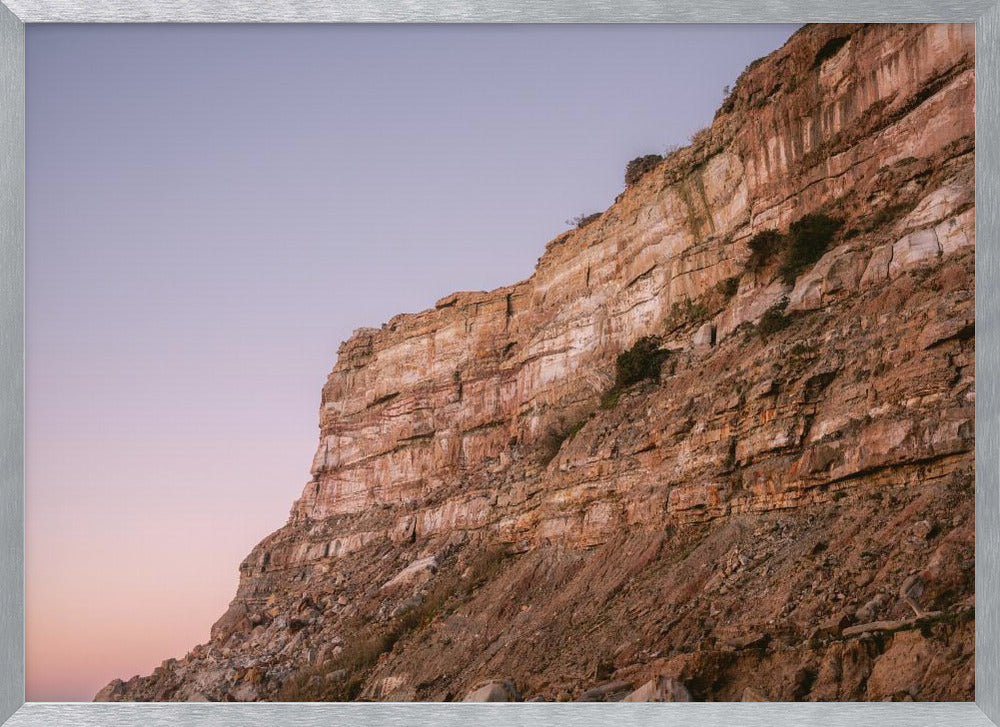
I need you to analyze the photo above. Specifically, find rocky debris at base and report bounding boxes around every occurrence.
[622,677,692,703]
[576,681,634,702]
[462,680,521,702]
[96,22,976,705]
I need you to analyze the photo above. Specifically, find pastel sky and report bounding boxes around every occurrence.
[25,23,798,701]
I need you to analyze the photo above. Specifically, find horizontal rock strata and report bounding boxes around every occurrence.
[97,22,975,704]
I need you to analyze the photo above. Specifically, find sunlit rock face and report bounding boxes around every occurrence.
[99,23,976,704]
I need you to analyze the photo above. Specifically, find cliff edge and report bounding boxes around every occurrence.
[97,23,976,703]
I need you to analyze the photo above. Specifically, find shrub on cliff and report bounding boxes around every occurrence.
[625,154,664,186]
[665,298,710,331]
[567,212,602,229]
[717,276,740,299]
[747,229,782,270]
[864,202,913,233]
[601,336,668,408]
[779,213,842,284]
[745,214,841,283]
[757,298,792,338]
[812,36,849,68]
[614,336,668,389]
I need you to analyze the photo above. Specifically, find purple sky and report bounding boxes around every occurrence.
[25,23,798,701]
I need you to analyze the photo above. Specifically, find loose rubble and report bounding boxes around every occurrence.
[97,23,975,704]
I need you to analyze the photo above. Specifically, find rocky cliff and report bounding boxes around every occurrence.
[97,22,976,703]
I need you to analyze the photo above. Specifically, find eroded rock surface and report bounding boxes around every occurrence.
[97,23,975,703]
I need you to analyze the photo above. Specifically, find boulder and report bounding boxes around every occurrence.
[391,515,417,543]
[917,316,974,350]
[860,243,893,285]
[693,322,716,347]
[381,556,439,590]
[723,631,770,651]
[900,177,971,230]
[575,680,633,702]
[462,680,521,702]
[935,209,974,255]
[855,592,888,623]
[814,612,853,639]
[889,228,940,278]
[622,676,691,702]
[715,280,791,342]
[787,243,865,311]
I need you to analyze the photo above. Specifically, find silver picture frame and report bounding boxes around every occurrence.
[1,3,998,726]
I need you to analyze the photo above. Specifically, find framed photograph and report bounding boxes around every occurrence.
[1,3,998,727]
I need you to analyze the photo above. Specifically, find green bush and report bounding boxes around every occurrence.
[747,229,782,270]
[745,214,841,283]
[614,336,667,389]
[567,212,602,229]
[666,298,710,330]
[758,299,791,338]
[865,203,912,232]
[779,213,842,284]
[599,389,622,410]
[717,276,740,299]
[812,36,849,68]
[601,336,668,408]
[624,154,664,186]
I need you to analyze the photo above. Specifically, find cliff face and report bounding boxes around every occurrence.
[97,23,976,703]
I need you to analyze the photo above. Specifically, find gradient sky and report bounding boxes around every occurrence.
[25,23,798,701]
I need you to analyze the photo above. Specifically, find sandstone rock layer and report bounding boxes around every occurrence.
[98,23,975,703]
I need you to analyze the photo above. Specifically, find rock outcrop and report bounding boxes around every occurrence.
[97,23,975,703]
